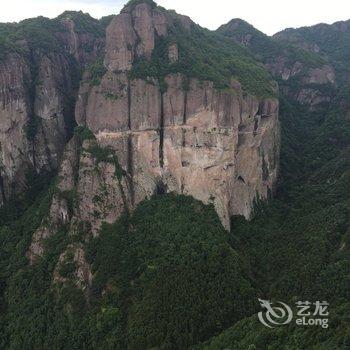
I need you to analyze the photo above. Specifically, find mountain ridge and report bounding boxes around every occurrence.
[0,2,349,349]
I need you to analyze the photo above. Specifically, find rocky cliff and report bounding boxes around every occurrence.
[77,2,279,226]
[217,19,336,110]
[0,13,107,206]
[2,4,350,349]
[75,74,279,231]
[274,19,350,87]
[27,1,280,267]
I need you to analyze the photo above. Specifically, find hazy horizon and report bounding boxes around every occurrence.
[0,0,349,35]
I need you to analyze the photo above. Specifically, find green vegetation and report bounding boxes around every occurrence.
[274,20,350,101]
[24,115,41,141]
[0,17,64,57]
[57,11,105,36]
[275,21,350,70]
[0,212,81,349]
[123,0,157,10]
[99,15,115,29]
[74,125,95,141]
[0,173,56,348]
[0,4,350,350]
[130,15,275,97]
[85,194,257,349]
[0,169,54,225]
[198,303,350,350]
[104,92,118,100]
[0,11,106,60]
[88,56,106,86]
[0,192,257,349]
[217,19,324,69]
[86,143,124,180]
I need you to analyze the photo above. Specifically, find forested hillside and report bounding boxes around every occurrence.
[0,1,349,349]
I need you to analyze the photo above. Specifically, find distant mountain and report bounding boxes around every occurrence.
[218,18,337,110]
[274,19,350,67]
[274,19,350,113]
[0,1,349,350]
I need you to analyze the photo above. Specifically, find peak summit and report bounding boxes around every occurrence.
[122,0,158,11]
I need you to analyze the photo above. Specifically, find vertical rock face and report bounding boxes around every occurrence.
[26,3,280,291]
[105,13,137,71]
[58,18,104,68]
[76,77,278,231]
[105,2,169,71]
[0,51,75,205]
[0,16,104,205]
[74,2,280,230]
[77,71,130,132]
[0,53,31,204]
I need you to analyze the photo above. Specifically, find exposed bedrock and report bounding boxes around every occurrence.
[73,2,280,230]
[0,18,103,206]
[77,71,279,230]
[27,3,280,280]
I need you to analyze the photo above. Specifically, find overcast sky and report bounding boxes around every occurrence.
[1,0,349,35]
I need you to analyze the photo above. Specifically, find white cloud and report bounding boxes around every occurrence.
[1,0,349,35]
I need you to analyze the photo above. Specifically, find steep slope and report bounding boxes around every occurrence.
[274,19,350,70]
[0,1,281,349]
[0,1,280,231]
[217,19,336,110]
[0,13,109,207]
[24,1,280,321]
[3,2,349,350]
[198,96,350,349]
[30,0,280,258]
[202,15,350,350]
[274,19,350,113]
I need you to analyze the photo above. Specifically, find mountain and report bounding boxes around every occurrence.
[218,18,337,110]
[0,0,279,231]
[274,19,350,70]
[0,11,112,207]
[0,1,280,348]
[0,1,349,349]
[274,19,350,113]
[202,17,350,350]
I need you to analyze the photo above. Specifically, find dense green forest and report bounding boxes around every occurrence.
[0,2,350,349]
[217,18,325,69]
[130,22,275,97]
[0,12,110,59]
[1,85,349,349]
[200,96,350,349]
[274,20,350,75]
[125,0,275,97]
